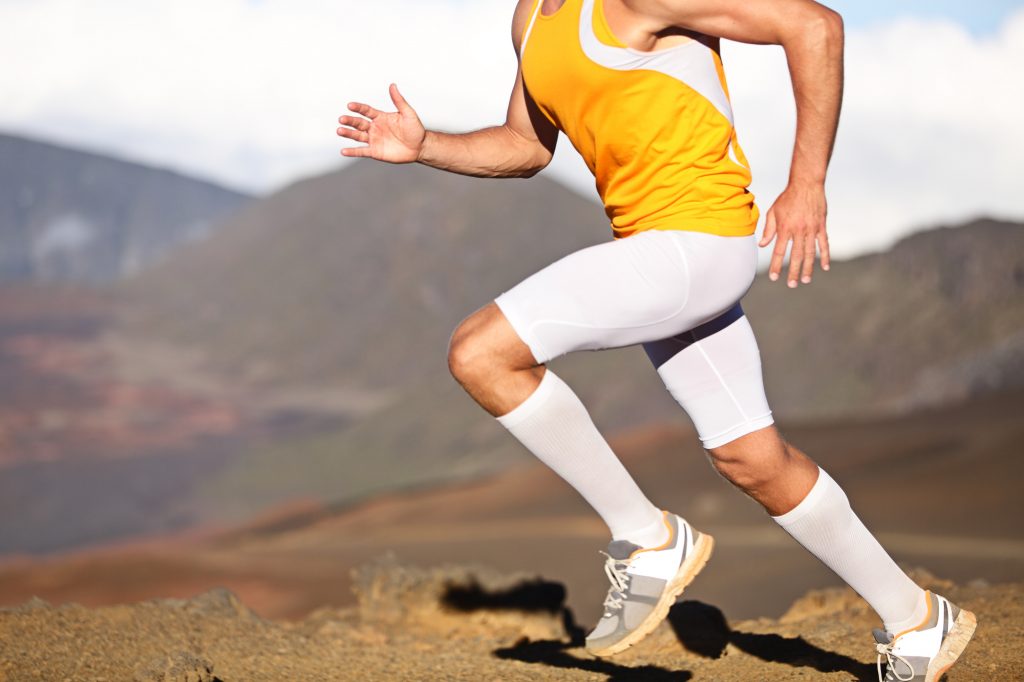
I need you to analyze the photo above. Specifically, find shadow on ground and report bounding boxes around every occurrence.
[443,577,690,680]
[667,601,876,681]
[443,579,875,681]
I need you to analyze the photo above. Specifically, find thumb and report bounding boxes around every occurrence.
[389,83,413,114]
[759,209,777,248]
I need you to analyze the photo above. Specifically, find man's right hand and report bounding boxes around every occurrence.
[337,83,425,163]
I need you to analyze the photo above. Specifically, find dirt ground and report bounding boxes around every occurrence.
[0,394,1020,681]
[0,558,1015,682]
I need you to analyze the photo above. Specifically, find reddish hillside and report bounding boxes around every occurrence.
[1,390,1020,627]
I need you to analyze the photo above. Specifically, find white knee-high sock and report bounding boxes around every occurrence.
[772,467,927,633]
[496,369,666,546]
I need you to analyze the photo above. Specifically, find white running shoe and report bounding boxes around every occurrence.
[585,511,714,657]
[873,591,977,682]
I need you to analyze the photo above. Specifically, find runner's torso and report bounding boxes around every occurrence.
[521,0,759,238]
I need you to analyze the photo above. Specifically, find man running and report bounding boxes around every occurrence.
[337,0,976,678]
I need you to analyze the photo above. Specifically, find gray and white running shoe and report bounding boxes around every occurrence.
[874,591,977,682]
[585,511,714,657]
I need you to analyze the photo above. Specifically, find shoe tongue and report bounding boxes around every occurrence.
[606,539,641,560]
[872,628,893,645]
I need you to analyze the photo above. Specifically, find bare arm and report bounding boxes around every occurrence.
[337,0,558,179]
[626,0,844,286]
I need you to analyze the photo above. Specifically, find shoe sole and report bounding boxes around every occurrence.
[589,531,715,658]
[927,607,977,682]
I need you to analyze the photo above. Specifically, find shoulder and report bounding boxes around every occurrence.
[512,0,539,56]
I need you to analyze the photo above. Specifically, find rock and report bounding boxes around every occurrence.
[133,651,216,682]
[182,587,256,620]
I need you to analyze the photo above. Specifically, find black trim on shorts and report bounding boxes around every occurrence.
[642,303,745,369]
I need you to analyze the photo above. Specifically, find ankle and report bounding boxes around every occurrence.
[883,589,930,635]
[615,511,670,549]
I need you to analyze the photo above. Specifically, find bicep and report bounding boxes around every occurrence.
[507,0,558,156]
[631,0,840,45]
[505,66,558,157]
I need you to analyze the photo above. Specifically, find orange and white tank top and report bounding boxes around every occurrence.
[521,0,759,238]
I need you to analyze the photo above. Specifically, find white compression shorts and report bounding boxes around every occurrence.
[494,229,774,449]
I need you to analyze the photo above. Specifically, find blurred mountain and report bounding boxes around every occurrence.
[748,217,1024,416]
[118,160,608,389]
[0,132,251,282]
[110,162,1024,520]
[119,160,1024,417]
[3,158,1021,555]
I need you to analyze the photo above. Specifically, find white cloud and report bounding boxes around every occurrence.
[0,1,1021,257]
[0,0,517,190]
[722,10,1024,257]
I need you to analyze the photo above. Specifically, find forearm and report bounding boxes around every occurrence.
[418,126,550,179]
[783,10,844,186]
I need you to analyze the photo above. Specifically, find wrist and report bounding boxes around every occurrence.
[786,172,827,191]
[416,130,434,164]
[788,152,830,189]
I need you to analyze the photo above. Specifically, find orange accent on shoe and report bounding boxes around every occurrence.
[629,511,675,559]
[893,591,933,641]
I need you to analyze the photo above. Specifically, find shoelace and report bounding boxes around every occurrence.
[599,550,631,612]
[875,640,914,682]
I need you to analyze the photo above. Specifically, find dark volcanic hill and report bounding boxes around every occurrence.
[4,146,1021,559]
[112,163,1024,521]
[0,132,251,282]
[120,161,609,389]
[748,218,1024,417]
[120,159,1024,417]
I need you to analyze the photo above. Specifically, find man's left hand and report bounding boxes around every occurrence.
[759,182,831,288]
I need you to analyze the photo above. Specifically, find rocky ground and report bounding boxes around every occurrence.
[0,558,1016,682]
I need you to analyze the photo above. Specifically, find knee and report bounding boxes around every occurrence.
[447,319,493,388]
[707,450,769,493]
[448,303,539,392]
[707,436,794,493]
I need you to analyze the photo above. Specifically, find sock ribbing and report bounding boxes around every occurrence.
[772,467,925,631]
[496,370,665,544]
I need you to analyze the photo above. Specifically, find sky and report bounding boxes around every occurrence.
[1,0,1022,258]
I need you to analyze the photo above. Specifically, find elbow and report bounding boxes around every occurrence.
[814,7,844,50]
[501,124,554,178]
[515,147,553,178]
[825,8,844,45]
[519,156,550,178]
[779,6,843,62]
[777,10,844,67]
[788,6,843,51]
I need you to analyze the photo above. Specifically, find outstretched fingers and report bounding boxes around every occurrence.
[768,238,788,283]
[338,115,369,132]
[786,235,805,288]
[762,211,785,283]
[337,126,369,143]
[759,210,777,249]
[817,230,831,272]
[389,83,413,114]
[337,113,370,142]
[800,234,816,284]
[347,101,380,119]
[341,146,372,158]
